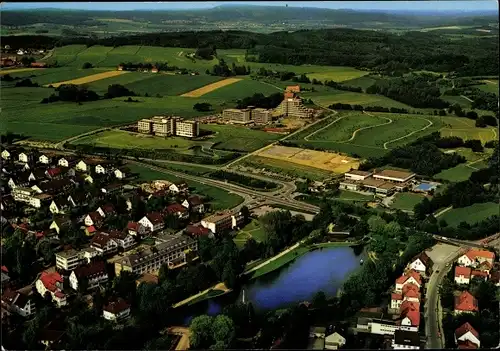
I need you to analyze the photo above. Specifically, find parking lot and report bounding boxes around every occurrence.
[425,243,462,268]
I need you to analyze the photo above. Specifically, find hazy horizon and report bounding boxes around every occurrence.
[1,1,498,13]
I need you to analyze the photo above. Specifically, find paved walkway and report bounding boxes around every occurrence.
[172,282,230,308]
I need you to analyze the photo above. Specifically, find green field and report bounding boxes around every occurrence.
[390,193,426,211]
[303,90,412,109]
[433,164,476,182]
[474,80,498,95]
[123,74,225,96]
[306,67,368,82]
[127,163,243,211]
[201,78,281,100]
[439,116,497,143]
[439,202,499,226]
[342,75,380,90]
[337,190,374,202]
[202,124,280,152]
[233,220,268,249]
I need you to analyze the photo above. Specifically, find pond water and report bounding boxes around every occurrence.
[178,245,365,325]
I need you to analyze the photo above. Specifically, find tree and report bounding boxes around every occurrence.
[212,315,236,348]
[312,291,327,309]
[190,315,215,349]
[105,84,136,99]
[222,263,237,289]
[82,62,93,69]
[20,56,35,67]
[240,205,250,221]
[193,102,212,112]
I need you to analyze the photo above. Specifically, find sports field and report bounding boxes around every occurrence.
[390,193,426,211]
[181,78,242,97]
[256,145,359,174]
[439,202,499,227]
[45,70,129,88]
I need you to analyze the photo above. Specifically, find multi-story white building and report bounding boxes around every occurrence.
[201,211,244,234]
[55,247,100,271]
[175,120,199,138]
[69,261,108,291]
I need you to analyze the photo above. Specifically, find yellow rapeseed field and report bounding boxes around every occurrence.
[180,78,241,97]
[45,70,129,88]
[0,68,40,75]
[257,145,360,174]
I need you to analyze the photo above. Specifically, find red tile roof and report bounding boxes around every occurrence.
[88,211,103,223]
[471,270,488,278]
[40,271,63,293]
[391,293,403,301]
[86,226,96,234]
[186,224,211,236]
[402,284,420,299]
[127,222,139,231]
[100,204,115,214]
[465,249,495,261]
[477,261,492,270]
[73,261,106,279]
[47,168,61,177]
[91,232,113,248]
[109,230,127,240]
[399,301,420,326]
[146,212,164,225]
[1,266,8,273]
[166,203,187,214]
[455,291,478,312]
[455,266,472,278]
[188,195,203,206]
[457,341,478,349]
[455,322,479,339]
[396,270,422,286]
[103,298,130,314]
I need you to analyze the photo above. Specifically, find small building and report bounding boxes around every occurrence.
[69,261,108,291]
[455,322,480,349]
[222,108,252,124]
[169,181,189,194]
[372,169,416,184]
[457,249,495,268]
[49,216,72,234]
[84,211,104,227]
[338,179,360,192]
[114,167,129,179]
[407,251,434,276]
[201,211,244,234]
[344,170,373,181]
[1,290,35,317]
[308,326,326,350]
[454,291,478,315]
[165,203,189,220]
[185,224,212,237]
[455,266,472,285]
[139,212,165,232]
[391,330,420,350]
[325,332,346,350]
[97,204,116,218]
[103,298,131,322]
[35,271,66,307]
[398,301,420,328]
[182,195,205,213]
[91,232,118,254]
[127,221,147,236]
[395,270,422,292]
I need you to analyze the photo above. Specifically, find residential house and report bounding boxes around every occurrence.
[391,283,420,310]
[8,171,31,188]
[136,273,159,287]
[325,332,346,350]
[455,266,472,285]
[75,160,89,172]
[395,270,422,292]
[18,152,34,164]
[49,216,72,234]
[1,290,35,317]
[201,211,244,234]
[139,212,165,232]
[28,169,47,182]
[391,330,420,350]
[471,270,488,281]
[45,167,63,179]
[165,203,189,219]
[114,167,129,180]
[85,225,97,236]
[457,249,495,268]
[69,261,108,291]
[407,251,434,276]
[39,153,54,164]
[476,261,492,274]
[35,271,66,307]
[101,183,123,194]
[84,211,104,227]
[490,263,500,287]
[68,192,90,207]
[95,163,111,174]
[455,322,480,349]
[49,198,71,214]
[127,222,147,236]
[91,232,119,254]
[398,301,420,328]
[182,195,205,213]
[109,230,135,250]
[97,204,116,218]
[55,248,100,271]
[454,291,478,314]
[58,156,76,168]
[169,181,188,194]
[103,298,131,322]
[1,148,12,160]
[32,178,73,195]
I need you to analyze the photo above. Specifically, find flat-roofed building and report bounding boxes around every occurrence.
[151,116,176,137]
[201,211,244,234]
[345,170,373,181]
[222,108,252,124]
[373,169,416,183]
[138,119,153,134]
[360,178,395,197]
[252,108,272,124]
[339,179,361,191]
[175,120,199,138]
[114,234,198,276]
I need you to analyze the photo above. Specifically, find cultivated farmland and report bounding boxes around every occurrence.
[256,145,359,174]
[181,78,242,97]
[0,68,40,75]
[202,124,280,152]
[201,79,282,100]
[45,70,129,88]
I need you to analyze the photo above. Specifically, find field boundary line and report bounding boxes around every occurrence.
[383,116,433,150]
[460,94,474,102]
[97,46,116,66]
[180,77,241,97]
[304,115,347,141]
[259,80,284,91]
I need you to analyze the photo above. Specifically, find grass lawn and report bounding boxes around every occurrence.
[152,161,214,176]
[201,78,281,100]
[439,202,499,227]
[390,193,426,211]
[438,116,497,143]
[303,90,411,109]
[474,80,498,95]
[434,164,475,182]
[337,190,374,202]
[202,124,280,152]
[306,67,368,82]
[233,219,268,249]
[241,156,333,181]
[342,75,380,90]
[127,163,243,211]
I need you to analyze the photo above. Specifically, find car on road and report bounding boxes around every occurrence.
[436,270,440,273]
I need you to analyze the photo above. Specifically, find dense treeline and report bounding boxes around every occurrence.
[236,92,283,109]
[253,67,296,81]
[2,28,497,76]
[366,75,449,108]
[328,102,410,114]
[208,59,250,77]
[210,170,278,190]
[359,132,466,176]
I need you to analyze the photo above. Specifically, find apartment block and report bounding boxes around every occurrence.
[55,247,100,271]
[114,234,198,276]
[201,211,244,234]
[176,120,199,138]
[222,108,252,124]
[137,116,199,138]
[275,92,314,119]
[252,108,272,124]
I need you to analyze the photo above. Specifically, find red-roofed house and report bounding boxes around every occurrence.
[103,298,131,322]
[182,196,205,213]
[35,271,66,307]
[407,251,434,276]
[390,292,403,310]
[185,224,212,237]
[45,168,62,179]
[457,249,495,268]
[391,284,420,310]
[395,270,422,292]
[454,291,478,314]
[91,232,118,254]
[85,225,97,237]
[476,261,492,274]
[398,301,420,327]
[97,204,116,218]
[84,211,104,227]
[127,221,147,236]
[471,270,488,281]
[69,261,108,291]
[455,266,472,285]
[139,212,164,232]
[455,323,480,349]
[165,203,189,219]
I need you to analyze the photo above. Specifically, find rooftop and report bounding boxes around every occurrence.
[373,169,416,180]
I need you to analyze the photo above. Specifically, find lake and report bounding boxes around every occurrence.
[178,245,365,324]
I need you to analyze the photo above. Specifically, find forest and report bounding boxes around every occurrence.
[3,27,498,76]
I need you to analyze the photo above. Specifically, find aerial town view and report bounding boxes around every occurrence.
[0,1,499,350]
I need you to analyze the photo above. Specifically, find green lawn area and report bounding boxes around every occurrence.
[390,193,426,211]
[434,164,475,182]
[303,90,411,109]
[187,289,227,306]
[337,190,374,202]
[152,161,213,176]
[438,116,497,143]
[342,75,380,90]
[201,78,281,100]
[248,246,310,280]
[233,219,268,249]
[439,202,499,227]
[124,74,225,96]
[306,67,368,82]
[202,124,280,152]
[474,80,498,95]
[127,163,243,211]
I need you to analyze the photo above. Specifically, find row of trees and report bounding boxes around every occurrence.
[40,84,137,104]
[236,92,283,109]
[328,102,410,114]
[208,59,250,77]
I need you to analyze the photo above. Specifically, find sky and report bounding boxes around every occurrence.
[1,1,498,13]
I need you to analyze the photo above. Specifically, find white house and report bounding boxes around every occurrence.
[395,270,422,292]
[201,211,244,234]
[407,251,433,276]
[91,233,119,254]
[49,198,71,214]
[457,249,495,268]
[95,164,107,174]
[127,222,147,236]
[114,168,127,179]
[182,196,205,213]
[103,299,131,322]
[139,212,164,232]
[1,290,36,317]
[455,266,472,285]
[455,323,480,349]
[84,212,104,227]
[39,154,53,164]
[35,271,66,307]
[169,181,188,194]
[58,157,72,167]
[75,160,88,172]
[69,261,108,291]
[109,230,135,250]
[1,149,11,160]
[18,152,30,163]
[325,332,346,350]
